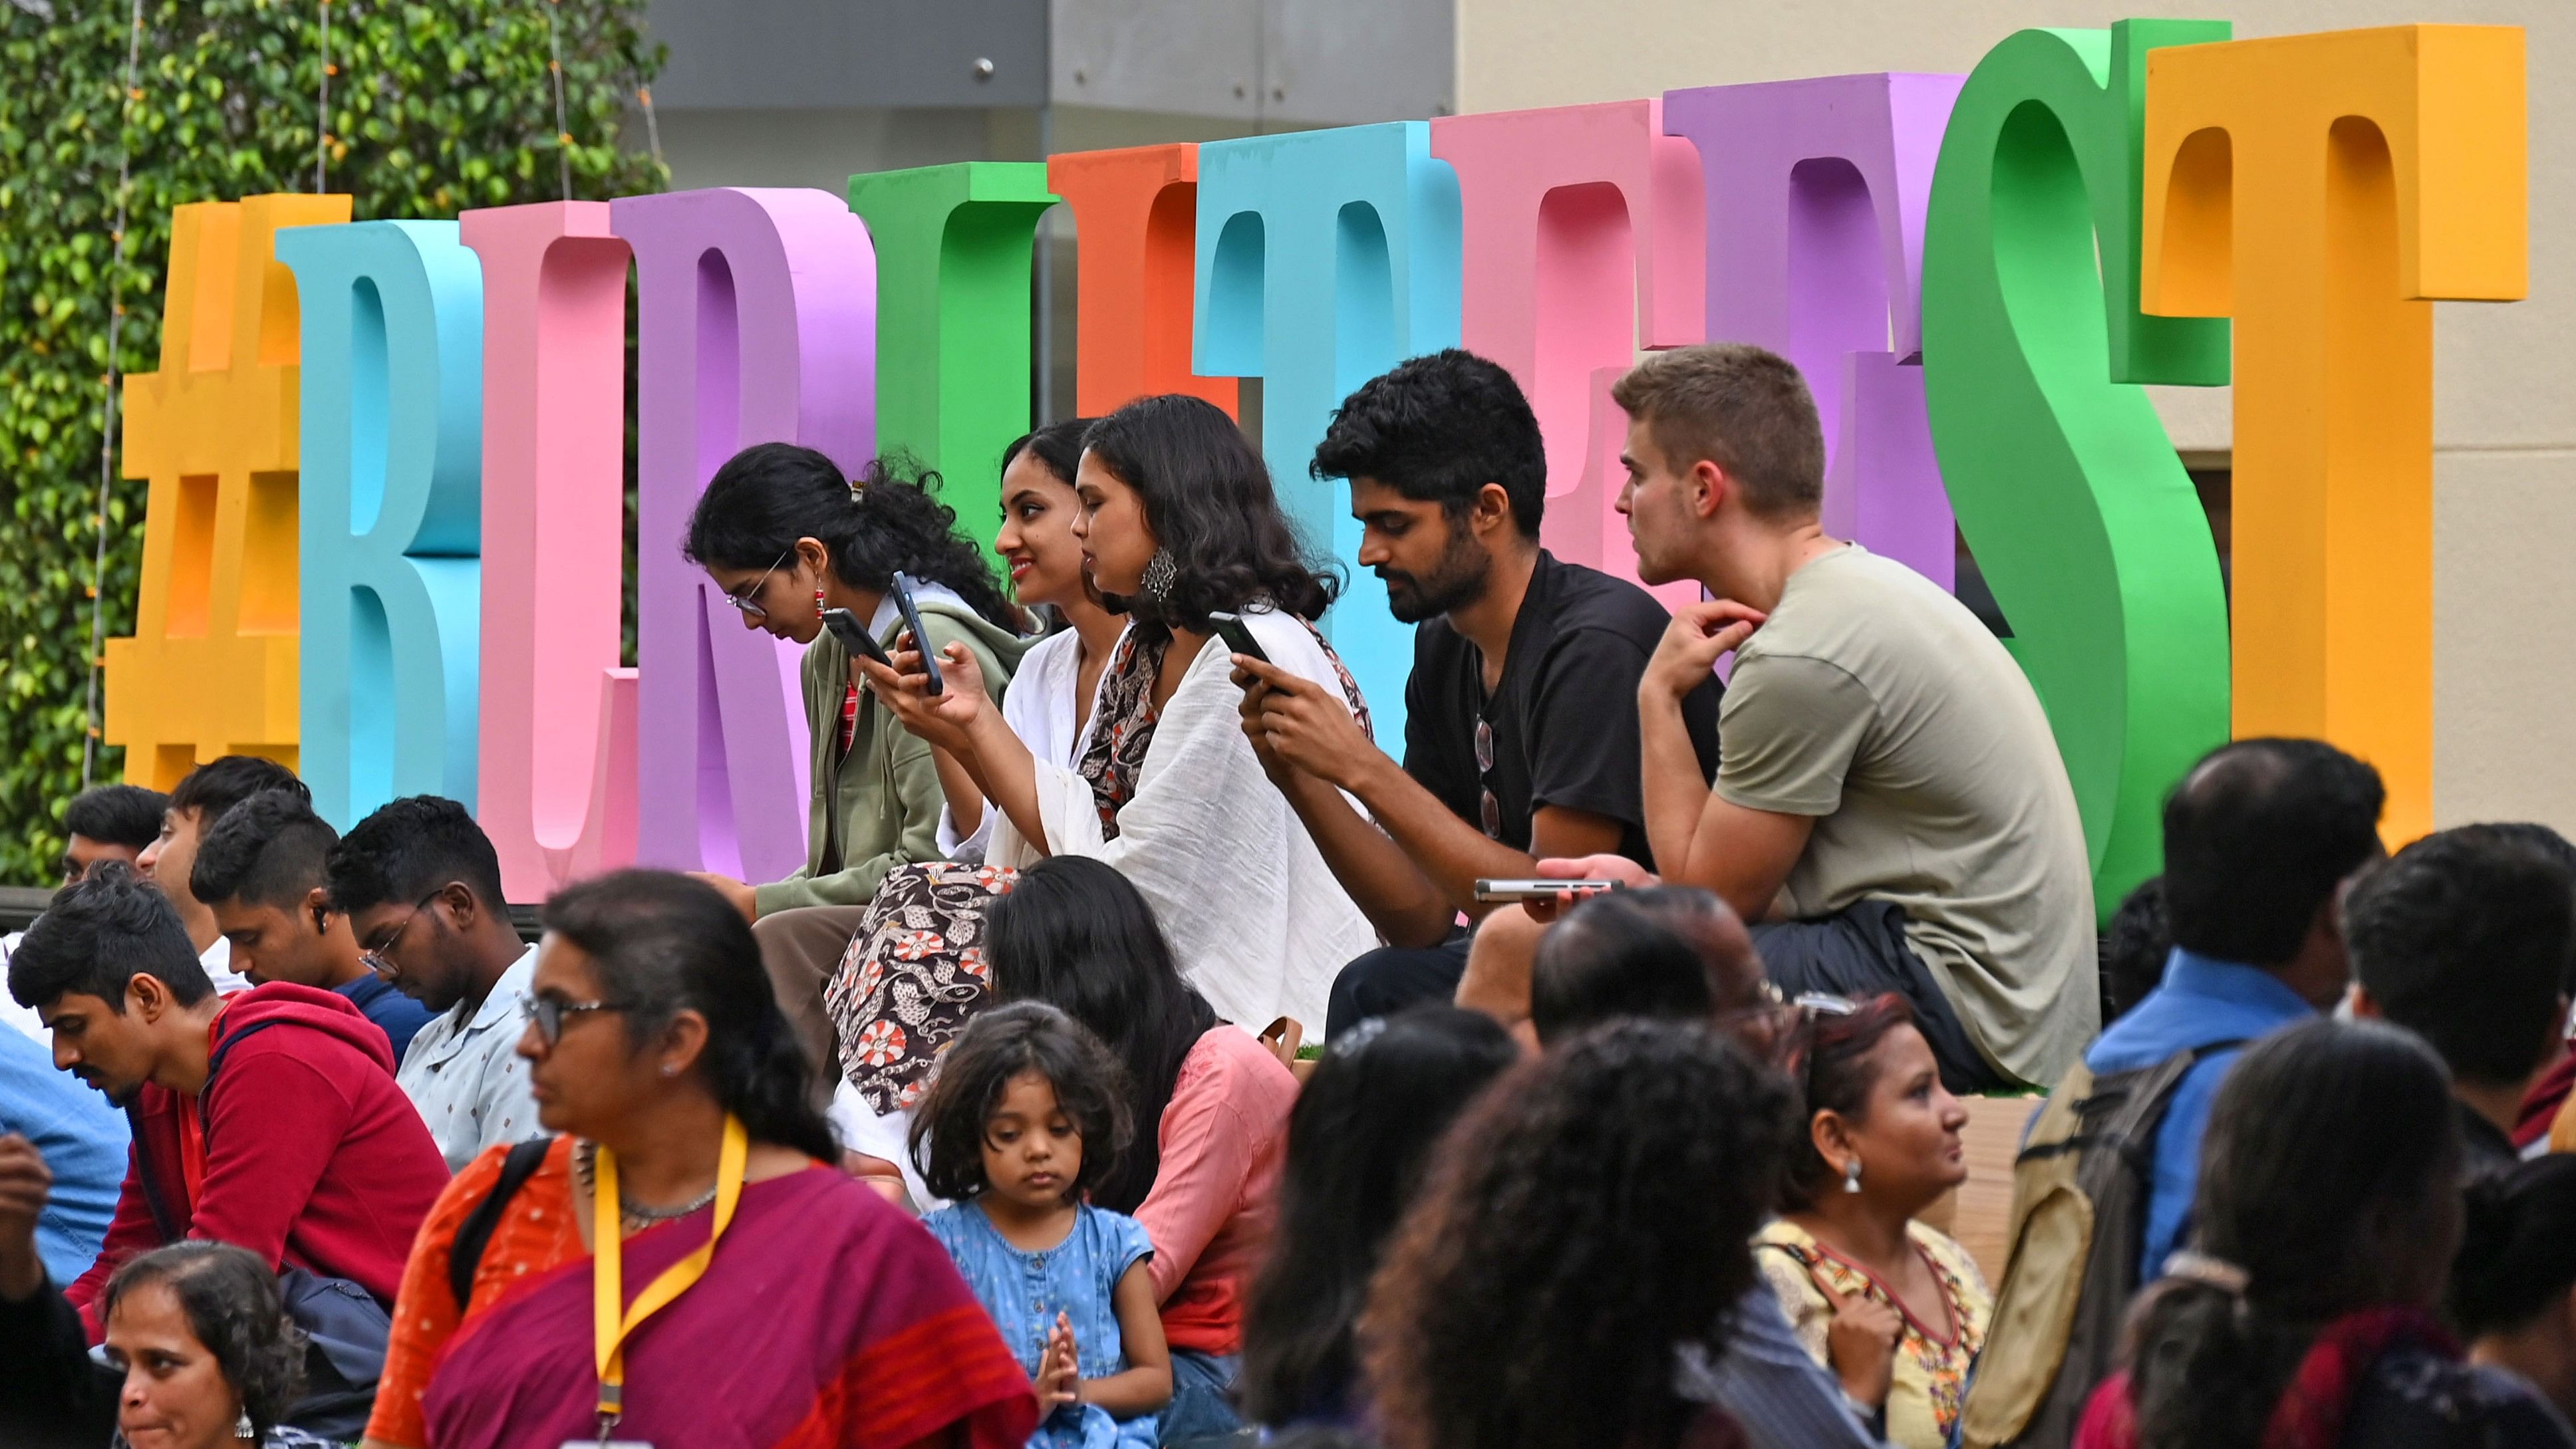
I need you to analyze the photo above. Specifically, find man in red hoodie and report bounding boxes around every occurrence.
[0,862,448,1342]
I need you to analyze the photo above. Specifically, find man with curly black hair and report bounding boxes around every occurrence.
[1235,349,1719,1039]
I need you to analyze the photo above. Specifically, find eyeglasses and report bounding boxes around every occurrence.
[358,886,452,980]
[723,547,795,622]
[1475,716,1501,840]
[521,995,623,1045]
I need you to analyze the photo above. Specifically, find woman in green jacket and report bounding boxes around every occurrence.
[682,441,1030,1096]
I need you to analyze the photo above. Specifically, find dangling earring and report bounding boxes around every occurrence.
[1842,1156,1864,1194]
[1139,547,1177,604]
[235,1405,255,1439]
[814,578,828,620]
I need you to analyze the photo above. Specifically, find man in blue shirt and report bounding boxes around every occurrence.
[0,1022,128,1283]
[190,788,435,1059]
[2085,737,2384,1283]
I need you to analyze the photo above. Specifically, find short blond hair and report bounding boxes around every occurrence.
[1611,345,1824,521]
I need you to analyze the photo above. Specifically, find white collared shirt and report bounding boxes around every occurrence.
[396,944,542,1174]
[200,934,253,995]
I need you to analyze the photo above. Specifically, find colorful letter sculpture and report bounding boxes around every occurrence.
[1665,73,1963,589]
[1429,100,1701,609]
[1195,123,1465,735]
[106,193,351,787]
[461,201,639,900]
[614,188,875,882]
[1924,21,2236,915]
[848,163,1060,547]
[2140,24,2528,846]
[1046,145,1237,418]
[277,220,484,829]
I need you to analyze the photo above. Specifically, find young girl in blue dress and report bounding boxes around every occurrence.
[915,1001,1172,1449]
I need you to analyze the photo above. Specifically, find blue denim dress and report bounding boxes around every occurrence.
[925,1199,1160,1449]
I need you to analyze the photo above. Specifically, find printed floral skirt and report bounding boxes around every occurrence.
[823,860,1019,1115]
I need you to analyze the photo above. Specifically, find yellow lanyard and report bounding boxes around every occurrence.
[592,1114,748,1434]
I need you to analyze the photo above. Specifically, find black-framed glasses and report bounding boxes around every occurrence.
[521,995,623,1045]
[358,886,452,980]
[724,547,795,622]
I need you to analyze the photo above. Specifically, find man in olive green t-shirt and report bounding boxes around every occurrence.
[1594,344,2097,1091]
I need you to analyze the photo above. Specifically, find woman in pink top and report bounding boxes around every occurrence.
[986,856,1300,1443]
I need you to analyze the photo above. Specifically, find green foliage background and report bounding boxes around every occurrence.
[0,0,665,883]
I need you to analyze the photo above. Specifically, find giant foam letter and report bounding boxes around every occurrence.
[105,194,351,787]
[847,163,1056,544]
[2141,25,2527,845]
[1428,101,1701,609]
[613,188,875,880]
[277,221,483,829]
[1923,22,2233,926]
[1195,124,1464,736]
[1665,74,1963,587]
[462,202,638,900]
[1048,145,1237,419]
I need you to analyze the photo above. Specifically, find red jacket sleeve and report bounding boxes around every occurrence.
[67,1146,158,1343]
[190,1049,357,1273]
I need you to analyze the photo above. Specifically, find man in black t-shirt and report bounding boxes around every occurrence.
[1232,350,1721,1036]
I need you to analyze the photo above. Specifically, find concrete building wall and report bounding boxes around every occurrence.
[1457,0,2576,833]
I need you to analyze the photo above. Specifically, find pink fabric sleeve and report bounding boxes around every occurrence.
[1131,1043,1257,1303]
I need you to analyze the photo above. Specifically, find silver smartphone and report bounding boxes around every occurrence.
[1472,878,1628,902]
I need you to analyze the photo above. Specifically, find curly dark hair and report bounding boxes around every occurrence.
[2100,875,2172,1027]
[1310,348,1546,536]
[1780,993,1916,1208]
[323,793,507,920]
[1364,1019,1794,1449]
[1081,394,1340,634]
[8,861,210,1013]
[102,1242,307,1441]
[2452,1154,2576,1339]
[909,999,1134,1204]
[682,442,1023,631]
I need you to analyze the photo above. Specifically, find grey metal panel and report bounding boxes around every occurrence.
[647,0,1049,110]
[1262,0,1453,124]
[1049,0,1262,122]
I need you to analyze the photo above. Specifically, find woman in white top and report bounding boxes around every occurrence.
[935,416,1126,860]
[851,396,1380,1090]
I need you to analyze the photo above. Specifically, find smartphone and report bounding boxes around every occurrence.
[819,607,894,668]
[1472,878,1629,903]
[1207,610,1271,666]
[887,571,946,696]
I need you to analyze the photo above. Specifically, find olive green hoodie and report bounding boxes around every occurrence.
[752,594,1032,916]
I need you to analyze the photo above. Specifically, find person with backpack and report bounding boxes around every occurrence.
[1957,739,2384,1449]
[0,864,449,1440]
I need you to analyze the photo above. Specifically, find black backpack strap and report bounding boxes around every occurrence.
[448,1137,555,1312]
[124,1101,179,1242]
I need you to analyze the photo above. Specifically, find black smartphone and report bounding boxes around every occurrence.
[1208,610,1270,666]
[819,607,893,668]
[888,571,946,696]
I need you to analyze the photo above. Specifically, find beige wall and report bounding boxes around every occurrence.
[1457,0,2575,833]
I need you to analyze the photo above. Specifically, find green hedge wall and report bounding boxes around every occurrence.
[0,0,665,882]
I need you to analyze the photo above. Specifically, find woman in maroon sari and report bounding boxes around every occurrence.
[360,871,1035,1449]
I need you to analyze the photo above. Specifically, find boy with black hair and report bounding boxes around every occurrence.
[325,795,539,1172]
[1236,348,1720,1037]
[192,790,434,1059]
[0,864,445,1341]
[59,784,168,886]
[2346,825,2576,1173]
[134,755,307,997]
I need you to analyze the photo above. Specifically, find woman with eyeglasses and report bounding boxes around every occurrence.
[1753,993,1988,1449]
[357,870,1037,1449]
[855,395,1378,1039]
[680,444,1032,1103]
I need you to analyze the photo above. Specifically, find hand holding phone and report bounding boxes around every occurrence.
[889,571,945,696]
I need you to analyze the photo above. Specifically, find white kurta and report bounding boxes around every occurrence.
[935,623,1119,860]
[988,606,1381,1033]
